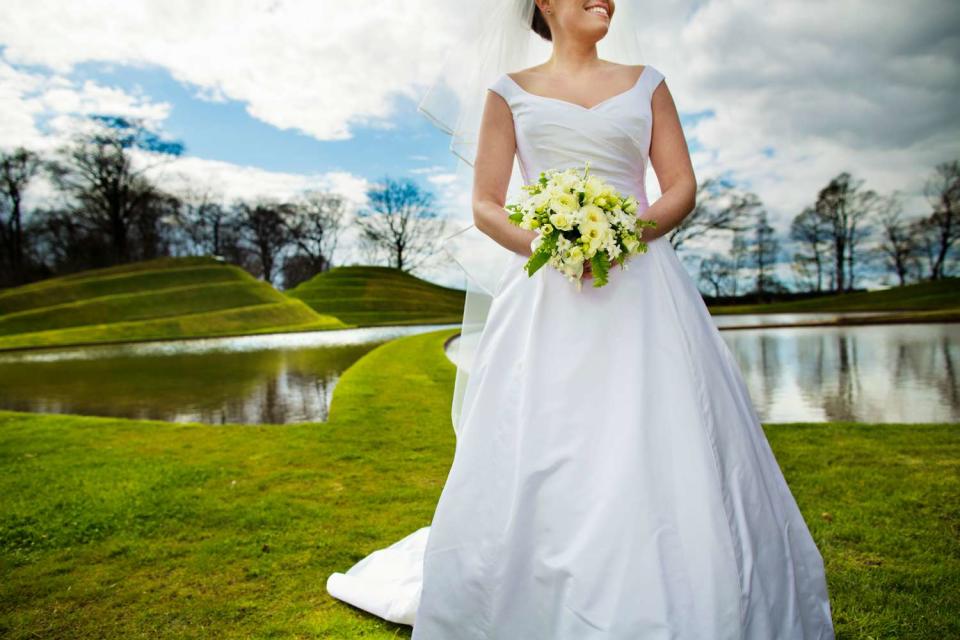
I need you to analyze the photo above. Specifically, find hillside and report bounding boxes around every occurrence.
[709,277,960,317]
[0,256,347,350]
[286,265,466,326]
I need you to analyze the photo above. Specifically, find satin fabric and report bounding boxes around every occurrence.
[328,65,835,639]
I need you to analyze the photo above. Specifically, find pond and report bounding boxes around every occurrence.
[447,317,959,424]
[2,317,957,425]
[722,322,959,423]
[0,324,458,425]
[710,310,889,328]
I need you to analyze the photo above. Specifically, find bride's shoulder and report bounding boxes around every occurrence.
[503,64,544,85]
[612,62,654,81]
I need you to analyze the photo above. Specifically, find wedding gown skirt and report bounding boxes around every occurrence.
[327,65,835,638]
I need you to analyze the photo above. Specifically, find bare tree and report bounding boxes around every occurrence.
[286,189,347,275]
[132,189,180,261]
[46,115,183,264]
[0,146,42,285]
[922,159,960,280]
[875,192,920,286]
[729,229,751,296]
[789,206,832,293]
[667,177,759,253]
[751,210,781,297]
[174,182,229,256]
[356,176,446,272]
[814,172,877,292]
[698,253,735,297]
[234,198,295,284]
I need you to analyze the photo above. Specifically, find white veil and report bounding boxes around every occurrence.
[417,0,645,434]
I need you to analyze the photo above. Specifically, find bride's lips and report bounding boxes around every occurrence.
[584,0,610,19]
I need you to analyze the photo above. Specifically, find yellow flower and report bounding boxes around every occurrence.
[550,191,579,215]
[578,204,605,225]
[622,232,641,254]
[549,211,574,231]
[582,175,605,202]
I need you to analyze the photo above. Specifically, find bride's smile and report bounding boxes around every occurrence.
[584,1,611,20]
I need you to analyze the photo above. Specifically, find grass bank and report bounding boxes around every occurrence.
[708,277,960,319]
[0,257,347,351]
[1,330,958,638]
[286,265,465,327]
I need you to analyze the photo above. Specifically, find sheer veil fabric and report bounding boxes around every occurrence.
[417,0,646,435]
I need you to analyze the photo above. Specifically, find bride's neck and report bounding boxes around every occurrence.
[542,38,603,76]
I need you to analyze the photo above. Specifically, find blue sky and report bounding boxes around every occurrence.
[36,52,454,183]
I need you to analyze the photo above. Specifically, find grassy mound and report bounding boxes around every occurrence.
[286,265,465,326]
[0,257,347,350]
[0,328,957,637]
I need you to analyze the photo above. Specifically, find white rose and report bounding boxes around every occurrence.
[549,211,574,231]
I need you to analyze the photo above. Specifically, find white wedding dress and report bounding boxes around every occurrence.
[327,65,835,639]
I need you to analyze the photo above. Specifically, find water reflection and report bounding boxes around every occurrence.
[711,311,888,328]
[3,320,957,425]
[724,323,959,423]
[0,324,457,424]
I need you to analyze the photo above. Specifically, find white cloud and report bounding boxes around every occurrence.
[664,0,960,229]
[410,164,449,175]
[0,0,467,141]
[426,173,458,186]
[2,0,957,289]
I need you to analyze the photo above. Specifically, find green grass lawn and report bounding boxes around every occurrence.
[0,327,957,638]
[709,277,960,319]
[286,265,466,327]
[0,257,348,351]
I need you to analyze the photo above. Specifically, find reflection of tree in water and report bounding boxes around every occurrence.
[756,333,784,419]
[0,341,380,424]
[820,332,861,423]
[252,374,276,424]
[891,333,960,422]
[4,326,955,424]
[281,371,336,423]
[938,336,959,420]
[724,324,959,422]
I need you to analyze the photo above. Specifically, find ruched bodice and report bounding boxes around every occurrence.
[487,65,665,210]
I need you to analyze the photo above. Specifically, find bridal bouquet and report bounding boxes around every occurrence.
[505,161,657,291]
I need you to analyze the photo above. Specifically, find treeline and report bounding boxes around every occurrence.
[676,163,959,300]
[0,115,447,290]
[2,114,956,297]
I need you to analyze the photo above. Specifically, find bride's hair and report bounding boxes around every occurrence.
[531,5,552,41]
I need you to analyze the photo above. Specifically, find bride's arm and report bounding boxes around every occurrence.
[472,90,538,257]
[643,81,697,242]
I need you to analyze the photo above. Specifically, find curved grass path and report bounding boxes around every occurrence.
[0,327,958,638]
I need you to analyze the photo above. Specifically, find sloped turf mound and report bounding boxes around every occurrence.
[286,265,465,326]
[0,257,346,350]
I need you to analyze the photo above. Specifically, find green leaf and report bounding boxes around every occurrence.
[524,248,550,276]
[590,251,610,287]
[523,233,557,276]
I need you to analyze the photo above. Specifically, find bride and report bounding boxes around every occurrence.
[328,0,836,638]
